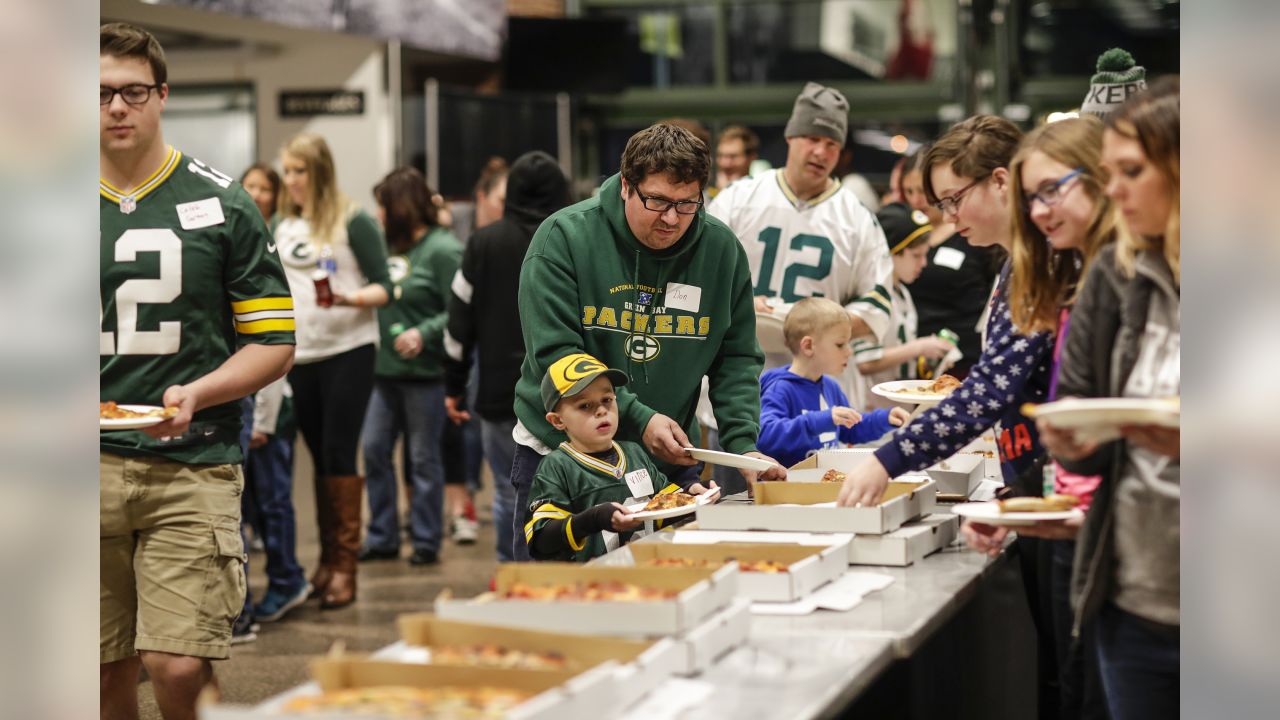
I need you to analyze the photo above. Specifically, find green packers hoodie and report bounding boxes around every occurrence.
[514,173,764,464]
[375,226,462,380]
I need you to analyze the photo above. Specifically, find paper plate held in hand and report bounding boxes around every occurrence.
[100,405,172,431]
[953,501,1083,527]
[1021,397,1179,442]
[683,447,775,472]
[625,487,721,521]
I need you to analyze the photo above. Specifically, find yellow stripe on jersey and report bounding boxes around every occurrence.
[565,518,586,551]
[524,503,571,542]
[231,297,294,314]
[235,318,296,334]
[99,146,181,205]
[775,170,843,209]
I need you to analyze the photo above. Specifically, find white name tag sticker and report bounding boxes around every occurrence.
[176,197,226,230]
[624,469,655,498]
[665,282,702,312]
[933,246,965,271]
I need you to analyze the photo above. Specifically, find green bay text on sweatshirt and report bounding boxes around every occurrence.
[515,173,764,463]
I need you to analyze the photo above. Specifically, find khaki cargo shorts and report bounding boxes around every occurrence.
[100,452,246,663]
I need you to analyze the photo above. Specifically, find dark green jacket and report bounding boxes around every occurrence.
[515,173,764,465]
[375,227,462,379]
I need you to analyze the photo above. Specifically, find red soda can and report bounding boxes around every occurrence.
[312,269,334,308]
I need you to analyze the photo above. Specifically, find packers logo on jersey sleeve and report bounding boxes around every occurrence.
[387,255,411,284]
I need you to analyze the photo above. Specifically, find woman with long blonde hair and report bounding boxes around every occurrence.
[274,132,392,609]
[1037,77,1181,720]
[1004,115,1119,720]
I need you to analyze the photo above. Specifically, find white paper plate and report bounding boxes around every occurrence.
[1024,397,1179,442]
[755,311,789,355]
[100,405,170,431]
[683,447,776,472]
[625,487,720,521]
[953,501,1084,527]
[871,380,956,404]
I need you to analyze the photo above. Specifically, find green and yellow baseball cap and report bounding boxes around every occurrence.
[541,353,630,412]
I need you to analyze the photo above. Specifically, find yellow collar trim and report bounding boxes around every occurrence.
[559,441,628,479]
[100,146,180,204]
[776,171,842,209]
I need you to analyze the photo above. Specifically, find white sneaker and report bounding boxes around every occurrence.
[453,516,479,544]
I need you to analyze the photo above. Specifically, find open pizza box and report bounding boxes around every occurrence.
[695,476,937,536]
[846,513,960,566]
[784,447,879,482]
[626,542,845,602]
[434,562,738,637]
[395,615,683,706]
[924,453,986,496]
[201,653,615,720]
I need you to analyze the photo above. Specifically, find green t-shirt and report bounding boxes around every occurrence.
[100,147,295,464]
[526,439,677,562]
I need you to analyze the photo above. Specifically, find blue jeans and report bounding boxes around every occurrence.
[704,428,749,496]
[509,443,544,562]
[245,432,306,596]
[482,418,518,562]
[1094,603,1179,720]
[362,379,446,555]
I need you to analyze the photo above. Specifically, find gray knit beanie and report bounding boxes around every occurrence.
[784,82,849,145]
[1081,48,1147,117]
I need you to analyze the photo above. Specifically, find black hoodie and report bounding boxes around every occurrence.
[444,151,570,420]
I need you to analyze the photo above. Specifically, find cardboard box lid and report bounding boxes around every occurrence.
[628,541,825,567]
[754,479,926,506]
[309,656,582,693]
[788,448,878,471]
[396,615,657,669]
[492,562,721,595]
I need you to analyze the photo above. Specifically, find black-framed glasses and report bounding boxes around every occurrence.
[634,189,703,215]
[1024,168,1085,210]
[101,84,162,106]
[930,176,987,216]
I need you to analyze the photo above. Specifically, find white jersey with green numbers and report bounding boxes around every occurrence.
[100,146,295,465]
[707,169,895,342]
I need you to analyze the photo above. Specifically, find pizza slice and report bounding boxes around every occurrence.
[642,492,697,512]
[820,469,847,483]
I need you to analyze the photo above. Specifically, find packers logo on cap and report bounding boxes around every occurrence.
[541,353,630,412]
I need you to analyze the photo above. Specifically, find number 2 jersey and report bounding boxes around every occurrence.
[707,169,894,342]
[100,146,295,465]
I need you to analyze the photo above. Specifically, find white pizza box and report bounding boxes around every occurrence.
[670,529,860,565]
[627,542,845,603]
[202,655,617,720]
[925,453,986,496]
[434,562,737,637]
[784,447,878,482]
[846,513,960,566]
[397,615,682,708]
[695,478,938,536]
[668,599,752,675]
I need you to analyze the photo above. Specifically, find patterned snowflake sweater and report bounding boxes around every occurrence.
[873,262,1054,487]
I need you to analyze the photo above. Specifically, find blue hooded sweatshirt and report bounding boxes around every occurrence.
[758,365,895,468]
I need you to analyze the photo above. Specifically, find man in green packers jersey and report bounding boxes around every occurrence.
[99,24,295,720]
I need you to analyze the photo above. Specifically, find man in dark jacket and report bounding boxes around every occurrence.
[444,150,570,562]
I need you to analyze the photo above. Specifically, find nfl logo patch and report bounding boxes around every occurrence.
[637,291,653,306]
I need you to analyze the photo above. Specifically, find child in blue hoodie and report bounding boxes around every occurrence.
[759,298,911,467]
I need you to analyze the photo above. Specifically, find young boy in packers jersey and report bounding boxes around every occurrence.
[100,23,295,719]
[525,353,716,561]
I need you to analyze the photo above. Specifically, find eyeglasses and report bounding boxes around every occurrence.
[634,189,703,215]
[1024,168,1085,210]
[100,84,161,106]
[931,176,987,216]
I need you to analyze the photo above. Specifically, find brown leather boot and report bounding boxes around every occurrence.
[321,474,364,610]
[309,473,337,599]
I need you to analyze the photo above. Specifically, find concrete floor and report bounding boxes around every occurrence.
[137,440,501,718]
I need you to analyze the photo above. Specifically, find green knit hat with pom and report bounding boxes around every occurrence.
[1081,48,1147,117]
